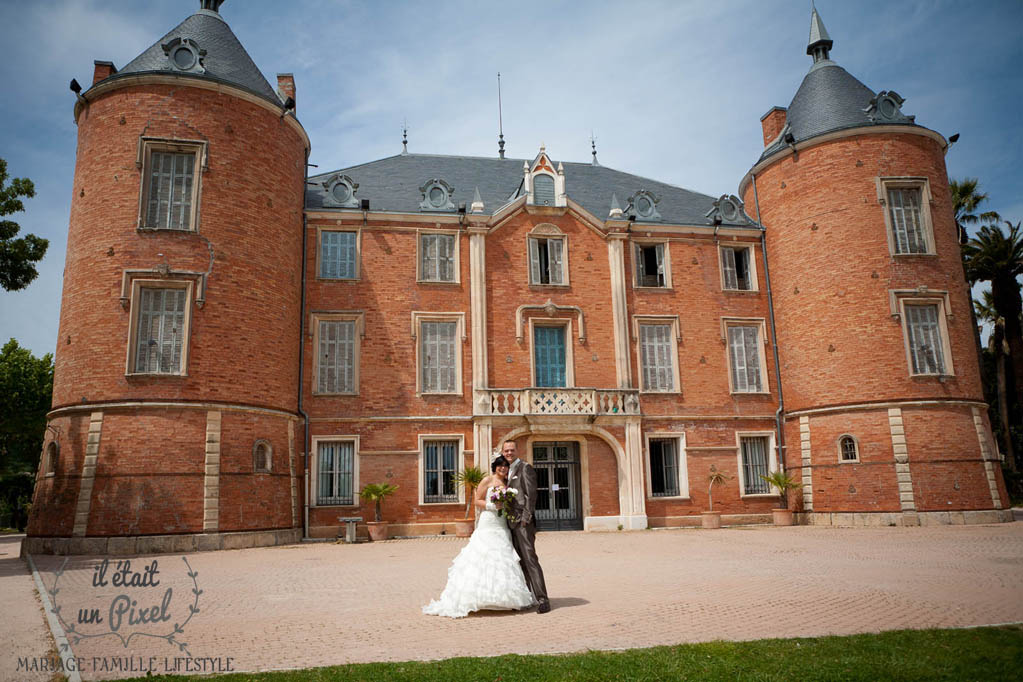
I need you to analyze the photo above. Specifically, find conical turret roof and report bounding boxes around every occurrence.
[92,7,279,104]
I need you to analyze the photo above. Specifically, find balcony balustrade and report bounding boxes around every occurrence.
[478,388,640,417]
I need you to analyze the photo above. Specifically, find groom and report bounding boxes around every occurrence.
[501,439,551,614]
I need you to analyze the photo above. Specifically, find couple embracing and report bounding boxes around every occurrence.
[423,440,551,618]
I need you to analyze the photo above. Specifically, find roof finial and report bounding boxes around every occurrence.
[590,131,599,166]
[200,0,225,13]
[497,72,505,159]
[471,186,485,214]
[807,3,833,63]
[401,118,408,155]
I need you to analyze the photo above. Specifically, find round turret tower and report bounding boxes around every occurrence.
[742,8,1009,525]
[25,1,310,554]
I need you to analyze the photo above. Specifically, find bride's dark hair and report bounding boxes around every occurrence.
[491,455,510,472]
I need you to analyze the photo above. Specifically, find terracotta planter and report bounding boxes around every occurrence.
[366,521,389,541]
[772,508,794,526]
[701,512,722,529]
[454,519,475,537]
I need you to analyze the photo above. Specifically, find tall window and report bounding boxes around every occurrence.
[317,319,357,394]
[317,440,355,506]
[144,151,196,230]
[639,323,675,392]
[635,243,666,287]
[420,233,456,282]
[905,303,946,374]
[529,237,565,285]
[320,231,358,279]
[727,324,764,393]
[533,325,568,388]
[740,436,770,495]
[887,188,927,254]
[420,321,458,393]
[721,246,753,290]
[649,438,680,497]
[423,440,459,503]
[133,287,188,374]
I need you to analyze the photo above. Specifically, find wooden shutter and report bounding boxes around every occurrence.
[534,326,567,387]
[439,234,454,282]
[528,238,542,284]
[318,320,355,393]
[420,234,435,280]
[906,304,944,374]
[640,324,673,391]
[145,151,194,230]
[549,238,565,284]
[135,288,185,373]
[721,247,738,289]
[889,188,925,254]
[728,325,761,392]
[654,243,665,286]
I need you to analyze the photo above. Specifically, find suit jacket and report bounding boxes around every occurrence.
[507,458,537,527]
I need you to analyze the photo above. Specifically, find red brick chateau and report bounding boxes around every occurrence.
[24,2,1011,555]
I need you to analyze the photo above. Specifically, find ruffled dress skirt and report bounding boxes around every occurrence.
[422,509,536,618]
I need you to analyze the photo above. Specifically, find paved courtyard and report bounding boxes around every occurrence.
[3,521,1023,681]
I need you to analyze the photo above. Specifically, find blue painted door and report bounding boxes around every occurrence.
[534,326,566,387]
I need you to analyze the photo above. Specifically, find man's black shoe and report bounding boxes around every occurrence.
[537,601,551,614]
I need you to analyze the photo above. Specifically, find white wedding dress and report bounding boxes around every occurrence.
[422,486,536,618]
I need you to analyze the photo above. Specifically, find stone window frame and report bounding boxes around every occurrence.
[136,137,207,232]
[889,290,955,378]
[527,316,576,389]
[417,433,466,506]
[735,430,779,499]
[876,176,937,257]
[417,229,461,284]
[644,431,689,500]
[311,311,364,396]
[631,315,682,394]
[310,435,360,508]
[316,227,361,281]
[526,223,570,288]
[720,318,771,395]
[631,239,673,289]
[718,242,760,292]
[253,439,273,473]
[43,441,59,478]
[124,278,195,377]
[411,311,466,396]
[838,434,860,463]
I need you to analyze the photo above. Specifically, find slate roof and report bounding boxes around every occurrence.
[307,154,751,227]
[91,9,279,104]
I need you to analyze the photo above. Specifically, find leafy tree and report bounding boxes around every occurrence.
[0,339,53,476]
[0,158,46,291]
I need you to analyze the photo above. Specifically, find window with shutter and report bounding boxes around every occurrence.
[905,303,945,374]
[317,440,355,505]
[528,237,566,285]
[320,231,358,279]
[317,319,356,393]
[533,174,555,206]
[740,436,771,494]
[888,188,927,254]
[636,244,666,287]
[721,246,753,290]
[144,151,196,230]
[727,324,764,393]
[533,325,568,387]
[134,287,187,374]
[420,233,456,282]
[423,440,459,502]
[639,324,675,391]
[420,321,457,393]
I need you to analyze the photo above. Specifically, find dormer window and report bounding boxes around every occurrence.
[322,174,359,208]
[629,191,661,221]
[420,179,455,212]
[533,175,555,206]
[525,146,567,208]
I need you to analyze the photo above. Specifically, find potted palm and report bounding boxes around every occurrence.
[702,466,730,529]
[453,466,485,537]
[760,470,804,526]
[359,483,398,541]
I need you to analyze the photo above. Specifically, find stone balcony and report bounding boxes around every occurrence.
[476,388,640,417]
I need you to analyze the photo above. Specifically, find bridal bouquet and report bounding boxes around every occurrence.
[490,486,519,523]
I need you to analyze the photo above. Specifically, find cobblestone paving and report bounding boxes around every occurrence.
[9,523,1023,681]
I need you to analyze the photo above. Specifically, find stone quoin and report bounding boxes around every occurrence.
[23,2,1010,556]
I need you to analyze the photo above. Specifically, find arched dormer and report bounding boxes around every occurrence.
[524,145,566,208]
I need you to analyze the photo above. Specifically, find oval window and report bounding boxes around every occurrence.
[332,182,351,203]
[429,186,446,207]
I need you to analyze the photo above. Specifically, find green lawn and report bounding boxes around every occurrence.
[116,625,1023,682]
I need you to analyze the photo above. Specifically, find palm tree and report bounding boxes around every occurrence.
[963,221,1023,433]
[951,178,1001,243]
[975,290,1015,471]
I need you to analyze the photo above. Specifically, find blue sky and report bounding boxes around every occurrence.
[1,0,1020,357]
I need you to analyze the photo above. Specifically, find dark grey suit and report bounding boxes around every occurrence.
[507,457,548,606]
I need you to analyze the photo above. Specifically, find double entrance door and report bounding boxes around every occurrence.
[531,442,582,531]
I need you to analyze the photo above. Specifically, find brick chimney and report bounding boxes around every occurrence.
[277,73,296,111]
[93,60,117,85]
[760,106,787,146]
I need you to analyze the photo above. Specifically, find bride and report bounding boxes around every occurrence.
[422,455,536,618]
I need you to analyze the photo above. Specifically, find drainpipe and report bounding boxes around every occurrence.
[299,146,311,540]
[751,173,786,474]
